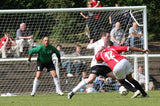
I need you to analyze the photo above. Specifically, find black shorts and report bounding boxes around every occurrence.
[90,65,112,77]
[37,59,55,72]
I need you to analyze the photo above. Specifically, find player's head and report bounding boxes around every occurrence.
[43,36,49,47]
[20,23,26,31]
[56,44,62,51]
[106,41,113,46]
[100,30,110,41]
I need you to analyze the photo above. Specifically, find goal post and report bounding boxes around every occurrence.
[0,6,149,95]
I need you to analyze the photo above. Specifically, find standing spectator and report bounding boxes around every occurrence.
[52,44,73,77]
[16,23,33,53]
[128,22,144,48]
[90,0,102,8]
[0,32,20,58]
[95,41,150,98]
[110,22,125,46]
[122,4,131,30]
[90,0,103,40]
[72,44,87,79]
[28,36,64,96]
[80,2,95,40]
[109,3,124,29]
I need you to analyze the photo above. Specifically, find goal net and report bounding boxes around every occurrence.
[0,6,148,95]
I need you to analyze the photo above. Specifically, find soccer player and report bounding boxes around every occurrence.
[95,41,150,98]
[28,36,64,96]
[68,30,115,99]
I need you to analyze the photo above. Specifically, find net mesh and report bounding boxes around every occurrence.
[0,7,145,94]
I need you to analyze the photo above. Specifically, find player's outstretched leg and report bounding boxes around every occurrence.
[68,78,88,99]
[120,80,141,98]
[130,79,149,98]
[68,92,75,99]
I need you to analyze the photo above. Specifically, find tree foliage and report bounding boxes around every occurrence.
[0,0,159,41]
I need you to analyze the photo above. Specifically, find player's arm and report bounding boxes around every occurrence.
[52,46,61,63]
[129,46,151,53]
[28,46,41,60]
[27,46,41,66]
[87,39,94,49]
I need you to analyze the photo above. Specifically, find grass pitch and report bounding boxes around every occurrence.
[0,90,159,106]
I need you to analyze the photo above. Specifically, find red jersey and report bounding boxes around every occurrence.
[90,0,102,19]
[0,36,14,50]
[90,0,102,7]
[95,46,129,70]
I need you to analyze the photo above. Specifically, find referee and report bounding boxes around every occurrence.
[28,36,64,96]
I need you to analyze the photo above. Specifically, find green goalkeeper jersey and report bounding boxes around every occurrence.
[29,44,60,63]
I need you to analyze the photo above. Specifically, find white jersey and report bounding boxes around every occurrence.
[87,39,107,67]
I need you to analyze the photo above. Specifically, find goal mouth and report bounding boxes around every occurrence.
[0,6,149,94]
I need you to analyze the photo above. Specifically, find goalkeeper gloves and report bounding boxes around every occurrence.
[58,62,62,68]
[26,60,31,66]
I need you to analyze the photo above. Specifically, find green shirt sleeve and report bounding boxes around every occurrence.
[28,45,41,55]
[51,45,60,59]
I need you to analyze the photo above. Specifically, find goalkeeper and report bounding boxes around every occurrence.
[27,36,64,96]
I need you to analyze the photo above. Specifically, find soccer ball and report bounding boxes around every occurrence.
[119,86,129,96]
[86,87,94,93]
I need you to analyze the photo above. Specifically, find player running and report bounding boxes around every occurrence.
[68,30,115,99]
[27,36,64,96]
[95,41,150,98]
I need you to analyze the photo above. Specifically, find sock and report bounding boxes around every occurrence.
[72,79,88,93]
[121,80,137,92]
[54,77,61,92]
[32,78,39,94]
[130,79,147,96]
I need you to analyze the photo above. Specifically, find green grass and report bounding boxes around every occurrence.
[0,91,160,106]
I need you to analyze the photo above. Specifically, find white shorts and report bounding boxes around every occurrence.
[113,59,133,80]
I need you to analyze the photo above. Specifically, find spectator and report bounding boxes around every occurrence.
[0,32,20,58]
[90,0,102,8]
[80,2,95,40]
[122,4,131,30]
[89,0,103,41]
[16,23,33,53]
[137,66,155,90]
[128,22,144,48]
[110,22,125,46]
[52,44,73,77]
[72,44,87,79]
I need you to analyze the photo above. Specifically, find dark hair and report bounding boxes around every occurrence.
[76,44,81,48]
[107,41,113,46]
[100,30,109,37]
[56,44,62,49]
[42,36,49,40]
[5,31,10,34]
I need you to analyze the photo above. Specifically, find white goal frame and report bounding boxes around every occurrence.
[0,6,149,92]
